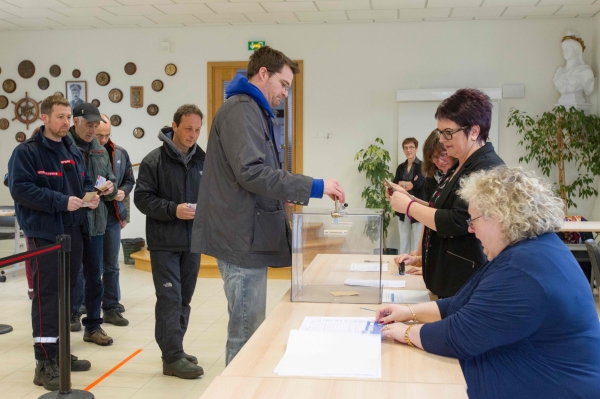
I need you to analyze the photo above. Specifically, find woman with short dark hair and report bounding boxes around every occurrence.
[393,137,425,254]
[388,88,504,298]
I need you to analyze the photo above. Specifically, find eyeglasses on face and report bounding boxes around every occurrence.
[431,152,448,162]
[268,70,291,92]
[466,214,484,228]
[435,126,469,140]
[403,146,416,151]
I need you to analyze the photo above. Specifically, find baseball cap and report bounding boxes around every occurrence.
[73,103,105,123]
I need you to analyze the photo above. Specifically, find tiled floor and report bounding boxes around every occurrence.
[0,260,291,399]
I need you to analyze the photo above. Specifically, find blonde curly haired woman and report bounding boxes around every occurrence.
[377,166,600,399]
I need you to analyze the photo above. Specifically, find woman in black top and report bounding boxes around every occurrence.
[393,137,425,255]
[387,89,504,298]
[400,130,454,276]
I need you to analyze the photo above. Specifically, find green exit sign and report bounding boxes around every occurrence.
[248,41,266,51]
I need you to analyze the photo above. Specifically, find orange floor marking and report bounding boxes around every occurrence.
[84,348,143,391]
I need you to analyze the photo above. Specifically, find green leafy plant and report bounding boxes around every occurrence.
[507,105,600,211]
[355,137,395,248]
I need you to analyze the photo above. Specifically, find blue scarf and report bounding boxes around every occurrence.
[225,73,275,119]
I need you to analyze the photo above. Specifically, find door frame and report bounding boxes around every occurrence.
[206,61,304,174]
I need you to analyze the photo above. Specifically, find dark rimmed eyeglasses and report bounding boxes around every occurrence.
[435,126,469,140]
[466,214,484,228]
[430,152,448,162]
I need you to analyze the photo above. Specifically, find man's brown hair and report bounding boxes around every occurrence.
[247,46,300,79]
[173,104,204,127]
[40,94,70,116]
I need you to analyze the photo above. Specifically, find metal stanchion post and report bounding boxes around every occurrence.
[39,235,94,399]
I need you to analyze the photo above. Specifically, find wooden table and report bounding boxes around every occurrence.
[202,376,468,399]
[559,221,600,233]
[200,254,466,399]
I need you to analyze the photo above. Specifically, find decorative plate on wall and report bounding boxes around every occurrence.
[108,88,123,103]
[18,61,35,79]
[38,77,50,90]
[49,65,61,77]
[165,63,177,76]
[72,69,81,78]
[15,132,26,142]
[151,79,163,92]
[3,79,16,93]
[124,62,137,75]
[110,115,121,126]
[133,127,144,139]
[0,95,8,109]
[0,118,9,130]
[91,99,101,107]
[96,72,110,86]
[147,104,159,116]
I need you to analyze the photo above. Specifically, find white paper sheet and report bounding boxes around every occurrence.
[350,263,388,272]
[299,317,380,334]
[274,329,382,378]
[382,289,430,303]
[344,279,406,288]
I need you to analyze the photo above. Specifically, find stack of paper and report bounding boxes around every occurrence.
[274,317,382,378]
[344,279,406,288]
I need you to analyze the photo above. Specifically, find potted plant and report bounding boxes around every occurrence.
[355,137,397,254]
[507,105,600,212]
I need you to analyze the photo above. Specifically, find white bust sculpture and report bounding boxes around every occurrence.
[553,31,595,113]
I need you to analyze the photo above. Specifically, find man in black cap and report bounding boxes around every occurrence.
[68,103,118,346]
[8,94,97,391]
[69,84,84,110]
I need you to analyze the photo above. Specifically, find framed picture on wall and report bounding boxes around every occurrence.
[65,81,87,111]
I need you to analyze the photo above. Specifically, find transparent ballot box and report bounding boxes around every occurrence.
[290,207,383,304]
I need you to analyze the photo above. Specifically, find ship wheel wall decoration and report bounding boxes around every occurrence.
[12,92,41,130]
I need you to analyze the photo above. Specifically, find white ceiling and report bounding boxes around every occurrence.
[0,0,598,30]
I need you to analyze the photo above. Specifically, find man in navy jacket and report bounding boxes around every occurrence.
[8,95,99,391]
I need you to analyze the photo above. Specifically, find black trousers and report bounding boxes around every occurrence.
[150,250,200,363]
[29,226,83,360]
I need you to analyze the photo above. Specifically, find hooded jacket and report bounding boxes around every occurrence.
[67,128,117,237]
[8,126,94,241]
[191,74,313,268]
[134,128,205,252]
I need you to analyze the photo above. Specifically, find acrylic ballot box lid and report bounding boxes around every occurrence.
[290,208,383,304]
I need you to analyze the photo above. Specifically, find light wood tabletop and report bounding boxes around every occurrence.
[200,376,468,399]
[199,253,465,399]
[559,221,600,232]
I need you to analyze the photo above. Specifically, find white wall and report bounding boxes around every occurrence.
[0,18,597,246]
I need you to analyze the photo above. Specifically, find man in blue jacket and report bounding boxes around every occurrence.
[134,104,205,379]
[8,95,99,391]
[96,114,135,325]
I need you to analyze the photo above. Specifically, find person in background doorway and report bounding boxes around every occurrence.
[393,137,425,255]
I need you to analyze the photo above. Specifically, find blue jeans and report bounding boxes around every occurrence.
[102,212,121,310]
[71,235,104,332]
[217,259,267,366]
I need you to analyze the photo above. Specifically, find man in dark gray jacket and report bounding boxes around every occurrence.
[96,114,135,326]
[135,104,205,379]
[192,46,345,365]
